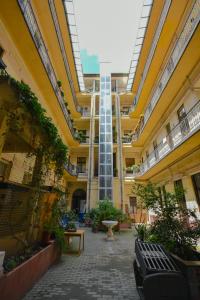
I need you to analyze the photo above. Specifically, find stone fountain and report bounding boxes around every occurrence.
[102,220,118,241]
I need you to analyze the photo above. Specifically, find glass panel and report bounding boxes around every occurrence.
[100,144,105,152]
[106,144,111,152]
[99,71,113,201]
[106,189,112,200]
[100,165,105,175]
[100,189,105,200]
[100,154,105,164]
[100,177,105,187]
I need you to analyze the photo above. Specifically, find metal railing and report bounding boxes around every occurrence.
[77,165,88,176]
[121,110,130,116]
[48,0,81,113]
[80,137,89,144]
[140,100,200,175]
[82,110,91,117]
[18,0,76,137]
[132,0,200,141]
[64,161,77,176]
[122,136,132,143]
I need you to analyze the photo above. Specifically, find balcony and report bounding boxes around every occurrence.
[82,110,91,117]
[139,101,200,175]
[77,166,88,177]
[121,110,130,116]
[131,0,200,138]
[64,161,77,176]
[122,136,132,144]
[48,0,81,113]
[18,0,76,138]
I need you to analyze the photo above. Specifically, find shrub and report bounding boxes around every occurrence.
[133,182,200,260]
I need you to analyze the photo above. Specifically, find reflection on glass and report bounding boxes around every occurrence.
[100,189,105,200]
[100,177,105,186]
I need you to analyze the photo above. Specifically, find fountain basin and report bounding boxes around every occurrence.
[102,220,118,241]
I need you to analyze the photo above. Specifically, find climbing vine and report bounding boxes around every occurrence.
[0,72,68,179]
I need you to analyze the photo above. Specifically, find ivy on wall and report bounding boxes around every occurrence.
[0,71,68,179]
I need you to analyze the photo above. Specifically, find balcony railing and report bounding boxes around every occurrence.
[122,136,132,144]
[82,110,91,117]
[80,137,89,144]
[64,161,77,176]
[18,0,76,137]
[132,0,200,141]
[77,166,88,177]
[140,100,200,175]
[121,109,130,116]
[48,0,81,113]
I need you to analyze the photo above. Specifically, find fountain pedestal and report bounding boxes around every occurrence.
[102,220,118,241]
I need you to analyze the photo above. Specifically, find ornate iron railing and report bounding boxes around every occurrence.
[64,161,77,176]
[140,100,200,175]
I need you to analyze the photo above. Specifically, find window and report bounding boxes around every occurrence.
[177,105,189,135]
[153,140,158,159]
[166,123,173,148]
[174,179,186,209]
[77,157,86,173]
[192,173,200,209]
[129,197,137,214]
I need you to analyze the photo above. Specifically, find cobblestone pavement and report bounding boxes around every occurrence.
[23,228,139,300]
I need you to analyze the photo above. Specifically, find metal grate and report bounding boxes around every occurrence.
[135,239,179,275]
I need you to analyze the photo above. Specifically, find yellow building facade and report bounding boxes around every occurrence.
[0,0,200,225]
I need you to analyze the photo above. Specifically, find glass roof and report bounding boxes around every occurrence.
[63,0,85,92]
[126,0,153,91]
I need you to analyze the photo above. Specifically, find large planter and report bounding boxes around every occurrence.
[0,241,61,300]
[171,253,200,300]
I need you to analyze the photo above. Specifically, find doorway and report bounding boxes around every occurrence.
[72,189,86,214]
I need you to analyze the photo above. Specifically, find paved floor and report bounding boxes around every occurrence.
[23,228,139,300]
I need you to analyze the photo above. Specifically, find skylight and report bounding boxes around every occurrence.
[73,0,144,74]
[63,0,85,92]
[126,0,153,91]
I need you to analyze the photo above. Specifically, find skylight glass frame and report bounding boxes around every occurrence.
[63,0,85,92]
[126,0,153,91]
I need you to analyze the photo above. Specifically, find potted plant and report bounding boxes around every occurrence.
[66,221,77,232]
[92,217,99,233]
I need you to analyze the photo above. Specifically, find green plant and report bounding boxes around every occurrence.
[57,80,62,87]
[133,182,200,259]
[134,223,149,241]
[0,72,68,179]
[89,200,127,230]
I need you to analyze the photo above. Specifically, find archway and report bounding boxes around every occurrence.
[72,189,86,214]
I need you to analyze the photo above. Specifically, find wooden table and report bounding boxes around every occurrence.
[64,230,85,255]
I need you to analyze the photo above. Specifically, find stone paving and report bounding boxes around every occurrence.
[23,228,140,300]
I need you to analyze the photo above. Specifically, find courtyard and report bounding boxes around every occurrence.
[23,228,139,300]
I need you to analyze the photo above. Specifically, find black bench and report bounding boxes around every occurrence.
[133,239,189,300]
